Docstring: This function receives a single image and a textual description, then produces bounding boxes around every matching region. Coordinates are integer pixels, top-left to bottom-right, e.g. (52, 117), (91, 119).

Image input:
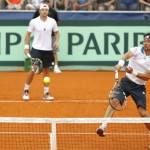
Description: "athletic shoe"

(43, 92), (54, 100)
(54, 67), (61, 73)
(23, 90), (29, 100)
(96, 127), (106, 137)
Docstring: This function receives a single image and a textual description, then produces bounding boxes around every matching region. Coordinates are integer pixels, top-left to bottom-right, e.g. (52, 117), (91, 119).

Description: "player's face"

(40, 9), (49, 17)
(143, 38), (150, 50)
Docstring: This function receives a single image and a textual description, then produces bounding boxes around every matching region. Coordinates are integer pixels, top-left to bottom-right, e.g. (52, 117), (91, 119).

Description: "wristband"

(24, 44), (29, 49)
(132, 70), (138, 76)
(118, 60), (125, 67)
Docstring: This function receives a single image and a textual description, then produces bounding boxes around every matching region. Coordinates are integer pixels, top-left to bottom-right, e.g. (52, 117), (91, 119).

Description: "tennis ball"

(43, 77), (50, 84)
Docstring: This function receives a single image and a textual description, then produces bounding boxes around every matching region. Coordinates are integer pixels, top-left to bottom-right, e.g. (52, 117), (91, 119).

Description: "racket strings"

(109, 86), (127, 111)
(31, 58), (43, 74)
(32, 58), (42, 66)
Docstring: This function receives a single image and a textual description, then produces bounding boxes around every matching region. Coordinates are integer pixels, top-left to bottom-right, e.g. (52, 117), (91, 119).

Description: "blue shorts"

(31, 48), (54, 68)
(114, 77), (146, 109)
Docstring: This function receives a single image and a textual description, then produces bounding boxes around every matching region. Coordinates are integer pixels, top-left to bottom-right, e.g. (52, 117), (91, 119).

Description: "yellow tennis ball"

(43, 77), (50, 84)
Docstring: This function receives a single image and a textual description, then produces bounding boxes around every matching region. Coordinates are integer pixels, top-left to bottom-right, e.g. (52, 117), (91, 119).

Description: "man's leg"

(96, 98), (119, 136)
(53, 52), (61, 73)
(52, 36), (61, 74)
(138, 106), (150, 130)
(23, 70), (35, 100)
(43, 68), (54, 100)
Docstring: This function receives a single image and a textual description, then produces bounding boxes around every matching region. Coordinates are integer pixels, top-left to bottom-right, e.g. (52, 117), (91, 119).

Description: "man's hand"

(114, 65), (122, 71)
(53, 42), (59, 50)
(124, 66), (133, 74)
(24, 49), (30, 55)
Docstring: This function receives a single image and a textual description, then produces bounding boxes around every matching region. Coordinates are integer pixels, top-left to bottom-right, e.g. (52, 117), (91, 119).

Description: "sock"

(54, 64), (58, 68)
(24, 84), (30, 91)
(44, 87), (49, 95)
(100, 122), (108, 129)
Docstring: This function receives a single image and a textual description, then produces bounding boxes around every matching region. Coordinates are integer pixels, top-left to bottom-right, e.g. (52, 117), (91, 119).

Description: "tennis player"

(33, 0), (61, 73)
(96, 32), (150, 136)
(23, 3), (60, 100)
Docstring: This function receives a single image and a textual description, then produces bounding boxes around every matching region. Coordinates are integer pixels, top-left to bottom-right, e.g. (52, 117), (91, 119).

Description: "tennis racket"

(108, 70), (127, 111)
(26, 53), (43, 74)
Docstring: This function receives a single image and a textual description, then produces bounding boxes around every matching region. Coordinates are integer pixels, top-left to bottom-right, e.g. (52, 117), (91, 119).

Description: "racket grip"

(27, 53), (31, 58)
(115, 70), (118, 81)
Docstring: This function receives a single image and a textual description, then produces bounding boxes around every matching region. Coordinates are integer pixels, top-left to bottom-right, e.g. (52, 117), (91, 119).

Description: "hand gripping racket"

(26, 53), (43, 74)
(108, 70), (127, 111)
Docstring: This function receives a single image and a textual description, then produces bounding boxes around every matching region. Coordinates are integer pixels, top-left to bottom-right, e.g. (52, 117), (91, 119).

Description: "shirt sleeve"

(52, 20), (58, 32)
(27, 20), (34, 32)
(129, 47), (139, 57)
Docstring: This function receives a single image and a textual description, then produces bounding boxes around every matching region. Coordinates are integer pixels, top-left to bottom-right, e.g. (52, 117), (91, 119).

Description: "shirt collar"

(141, 46), (145, 54)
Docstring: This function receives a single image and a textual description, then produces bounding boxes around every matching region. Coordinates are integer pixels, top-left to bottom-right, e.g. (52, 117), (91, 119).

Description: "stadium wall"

(0, 11), (150, 71)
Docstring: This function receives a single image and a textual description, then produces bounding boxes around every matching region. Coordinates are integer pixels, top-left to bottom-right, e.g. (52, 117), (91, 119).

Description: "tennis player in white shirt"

(23, 3), (60, 100)
(96, 33), (150, 136)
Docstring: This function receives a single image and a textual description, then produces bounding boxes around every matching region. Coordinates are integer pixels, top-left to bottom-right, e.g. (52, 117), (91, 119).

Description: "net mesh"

(0, 117), (149, 150)
(0, 122), (51, 150)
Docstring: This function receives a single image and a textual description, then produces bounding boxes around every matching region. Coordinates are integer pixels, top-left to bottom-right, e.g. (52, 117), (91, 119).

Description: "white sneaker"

(23, 90), (29, 100)
(96, 126), (106, 137)
(43, 92), (54, 100)
(54, 67), (61, 73)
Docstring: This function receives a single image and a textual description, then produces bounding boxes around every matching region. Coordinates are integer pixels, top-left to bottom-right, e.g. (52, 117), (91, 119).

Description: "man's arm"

(139, 0), (150, 7)
(53, 31), (60, 50)
(24, 32), (31, 54)
(136, 70), (150, 81)
(5, 0), (12, 4)
(19, 0), (24, 5)
(125, 67), (150, 81)
(104, 0), (116, 6)
(79, 0), (92, 7)
(50, 0), (54, 7)
(119, 50), (134, 61)
(114, 50), (134, 71)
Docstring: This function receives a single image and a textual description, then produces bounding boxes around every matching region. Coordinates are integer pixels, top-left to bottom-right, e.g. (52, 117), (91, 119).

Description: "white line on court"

(0, 100), (134, 103)
(0, 100), (108, 103)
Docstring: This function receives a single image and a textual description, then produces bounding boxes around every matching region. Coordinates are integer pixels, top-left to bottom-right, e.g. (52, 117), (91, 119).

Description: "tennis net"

(0, 117), (149, 150)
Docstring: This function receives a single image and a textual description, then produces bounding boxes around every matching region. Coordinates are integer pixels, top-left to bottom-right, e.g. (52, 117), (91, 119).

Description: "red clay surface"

(0, 71), (150, 150)
(0, 71), (149, 118)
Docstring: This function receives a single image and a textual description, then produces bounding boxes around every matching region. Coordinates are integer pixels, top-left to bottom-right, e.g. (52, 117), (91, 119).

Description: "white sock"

(54, 65), (58, 68)
(24, 84), (30, 91)
(100, 122), (108, 129)
(44, 87), (49, 95)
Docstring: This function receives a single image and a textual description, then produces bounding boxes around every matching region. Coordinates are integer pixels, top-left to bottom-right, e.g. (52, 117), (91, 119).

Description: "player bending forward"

(96, 33), (150, 136)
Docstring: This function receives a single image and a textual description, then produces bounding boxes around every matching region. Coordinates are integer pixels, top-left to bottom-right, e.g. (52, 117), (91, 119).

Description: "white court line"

(0, 100), (134, 103)
(0, 100), (108, 103)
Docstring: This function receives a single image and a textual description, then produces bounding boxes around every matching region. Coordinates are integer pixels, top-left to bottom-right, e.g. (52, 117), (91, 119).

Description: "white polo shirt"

(126, 47), (150, 85)
(28, 16), (58, 51)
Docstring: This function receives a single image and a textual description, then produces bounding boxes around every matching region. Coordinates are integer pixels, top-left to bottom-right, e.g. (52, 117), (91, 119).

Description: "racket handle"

(115, 70), (118, 82)
(27, 53), (31, 59)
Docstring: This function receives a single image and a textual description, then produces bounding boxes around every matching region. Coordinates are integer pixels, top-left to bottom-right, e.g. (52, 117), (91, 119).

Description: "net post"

(51, 119), (57, 150)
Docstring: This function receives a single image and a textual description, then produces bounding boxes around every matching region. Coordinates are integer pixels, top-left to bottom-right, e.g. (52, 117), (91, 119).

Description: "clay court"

(0, 71), (150, 118)
(0, 71), (150, 150)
